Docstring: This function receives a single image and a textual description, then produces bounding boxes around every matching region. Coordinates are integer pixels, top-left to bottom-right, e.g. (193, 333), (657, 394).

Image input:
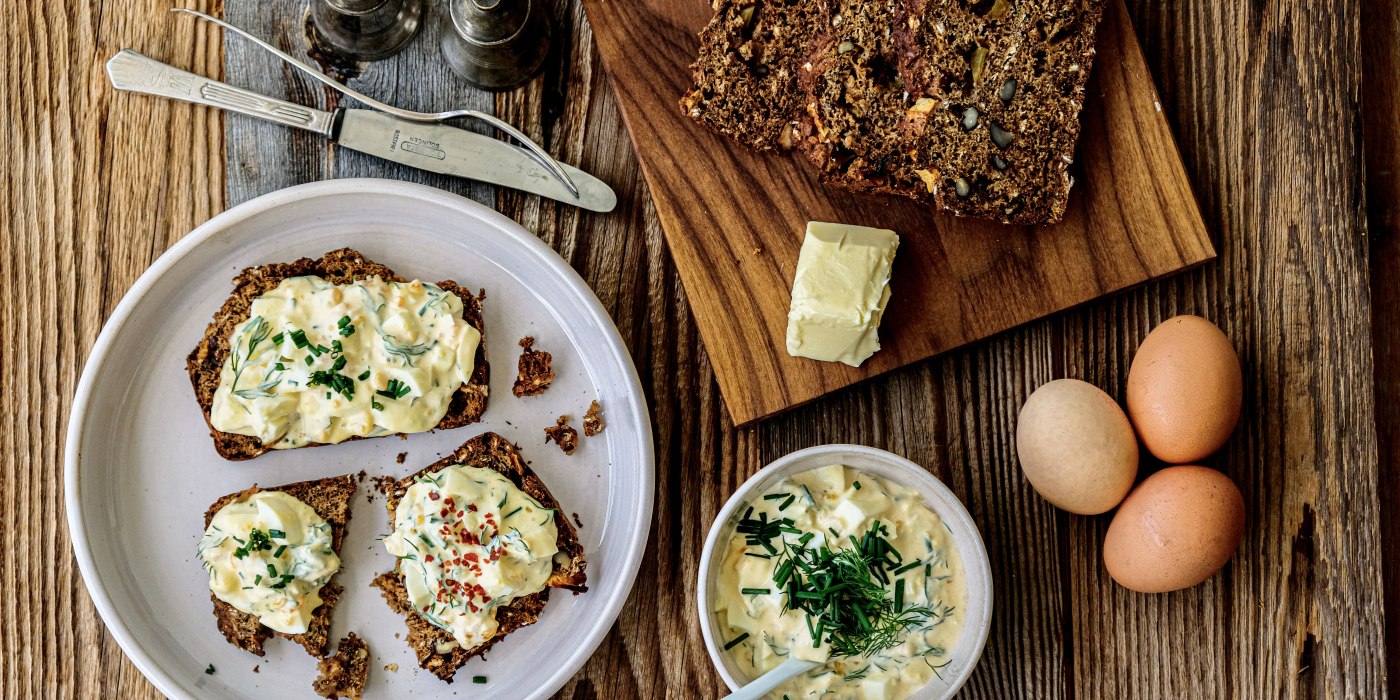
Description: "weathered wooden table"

(4, 0), (1396, 696)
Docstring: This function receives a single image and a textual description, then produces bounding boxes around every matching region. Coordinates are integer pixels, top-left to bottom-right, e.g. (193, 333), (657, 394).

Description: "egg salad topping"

(715, 465), (965, 700)
(197, 491), (340, 634)
(209, 275), (481, 449)
(383, 465), (559, 650)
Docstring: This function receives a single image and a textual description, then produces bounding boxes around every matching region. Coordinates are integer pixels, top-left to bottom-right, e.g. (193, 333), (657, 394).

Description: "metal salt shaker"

(310, 0), (425, 60)
(440, 0), (553, 91)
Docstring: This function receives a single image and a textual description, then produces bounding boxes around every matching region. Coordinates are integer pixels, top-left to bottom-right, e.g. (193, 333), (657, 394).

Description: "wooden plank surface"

(1362, 0), (1400, 696)
(1, 0), (1392, 698)
(579, 0), (1215, 426)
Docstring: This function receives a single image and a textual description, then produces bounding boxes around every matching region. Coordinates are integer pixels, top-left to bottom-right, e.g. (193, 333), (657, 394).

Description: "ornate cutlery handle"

(105, 49), (336, 137)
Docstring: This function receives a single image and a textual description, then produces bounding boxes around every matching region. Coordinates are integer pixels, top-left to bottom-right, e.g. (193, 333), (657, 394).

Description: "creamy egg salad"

(715, 465), (965, 700)
(197, 491), (340, 634)
(210, 275), (481, 449)
(383, 465), (559, 651)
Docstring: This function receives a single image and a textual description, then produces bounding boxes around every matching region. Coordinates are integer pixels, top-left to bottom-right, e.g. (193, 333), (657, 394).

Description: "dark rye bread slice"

(680, 0), (829, 151)
(187, 248), (489, 461)
(371, 431), (587, 682)
(795, 0), (925, 198)
(893, 0), (1105, 223)
(203, 474), (357, 658)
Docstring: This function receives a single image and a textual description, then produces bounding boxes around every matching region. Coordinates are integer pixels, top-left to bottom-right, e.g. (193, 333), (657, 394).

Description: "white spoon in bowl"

(723, 658), (823, 700)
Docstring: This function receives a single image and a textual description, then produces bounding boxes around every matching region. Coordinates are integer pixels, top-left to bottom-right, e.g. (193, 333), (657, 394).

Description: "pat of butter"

(785, 221), (900, 367)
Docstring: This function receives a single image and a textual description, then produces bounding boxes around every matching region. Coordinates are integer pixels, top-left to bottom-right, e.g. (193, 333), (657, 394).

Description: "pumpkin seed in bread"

(198, 474), (357, 658)
(372, 432), (587, 682)
(187, 248), (489, 461)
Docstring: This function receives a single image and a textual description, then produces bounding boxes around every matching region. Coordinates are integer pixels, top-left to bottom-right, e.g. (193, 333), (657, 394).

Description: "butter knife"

(105, 50), (617, 213)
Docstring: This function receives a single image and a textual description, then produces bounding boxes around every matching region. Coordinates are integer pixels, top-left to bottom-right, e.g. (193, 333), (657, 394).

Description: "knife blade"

(105, 49), (616, 212)
(334, 110), (615, 213)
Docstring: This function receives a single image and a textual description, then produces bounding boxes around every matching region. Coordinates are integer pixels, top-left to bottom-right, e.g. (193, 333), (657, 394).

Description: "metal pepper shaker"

(310, 0), (424, 61)
(439, 0), (553, 91)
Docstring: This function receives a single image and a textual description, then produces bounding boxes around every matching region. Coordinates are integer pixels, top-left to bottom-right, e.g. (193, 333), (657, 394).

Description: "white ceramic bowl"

(698, 444), (993, 699)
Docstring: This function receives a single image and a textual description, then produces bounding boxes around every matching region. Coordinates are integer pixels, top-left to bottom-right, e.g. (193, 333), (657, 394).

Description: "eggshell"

(1126, 315), (1242, 464)
(1016, 379), (1138, 515)
(1103, 465), (1245, 593)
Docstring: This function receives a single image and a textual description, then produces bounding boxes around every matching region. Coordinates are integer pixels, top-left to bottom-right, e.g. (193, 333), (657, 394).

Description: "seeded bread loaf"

(371, 432), (588, 682)
(681, 0), (1105, 224)
(186, 248), (489, 461)
(679, 0), (828, 150)
(203, 474), (357, 658)
(894, 0), (1105, 222)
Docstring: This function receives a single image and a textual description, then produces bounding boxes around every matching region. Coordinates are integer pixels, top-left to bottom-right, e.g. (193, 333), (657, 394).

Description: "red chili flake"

(444, 497), (455, 507)
(457, 511), (465, 518)
(425, 555), (434, 563)
(428, 491), (441, 501)
(467, 504), (478, 512)
(440, 508), (450, 518)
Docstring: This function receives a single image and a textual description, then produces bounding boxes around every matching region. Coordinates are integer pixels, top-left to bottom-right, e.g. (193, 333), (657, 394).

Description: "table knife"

(105, 49), (616, 213)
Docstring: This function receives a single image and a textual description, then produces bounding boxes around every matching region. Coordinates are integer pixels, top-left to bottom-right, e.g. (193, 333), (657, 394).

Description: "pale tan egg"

(1015, 379), (1138, 515)
(1103, 465), (1245, 593)
(1126, 315), (1242, 464)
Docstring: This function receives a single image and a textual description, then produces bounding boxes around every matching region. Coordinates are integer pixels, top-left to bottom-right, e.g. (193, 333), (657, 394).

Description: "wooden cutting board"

(580, 0), (1213, 426)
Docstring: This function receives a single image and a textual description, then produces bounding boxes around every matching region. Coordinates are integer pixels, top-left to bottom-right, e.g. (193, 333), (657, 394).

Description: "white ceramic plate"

(65, 179), (654, 699)
(697, 445), (993, 699)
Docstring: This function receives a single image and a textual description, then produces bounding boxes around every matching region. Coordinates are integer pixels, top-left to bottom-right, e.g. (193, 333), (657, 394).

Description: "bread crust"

(186, 248), (489, 461)
(371, 431), (587, 682)
(202, 473), (358, 658)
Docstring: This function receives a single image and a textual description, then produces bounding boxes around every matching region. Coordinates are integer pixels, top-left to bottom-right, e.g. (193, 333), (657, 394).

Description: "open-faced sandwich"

(187, 248), (489, 460)
(196, 474), (357, 657)
(372, 432), (587, 682)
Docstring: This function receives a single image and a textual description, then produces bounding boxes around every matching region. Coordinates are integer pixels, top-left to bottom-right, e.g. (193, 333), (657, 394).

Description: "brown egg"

(1127, 315), (1242, 463)
(1103, 466), (1245, 593)
(1016, 379), (1138, 515)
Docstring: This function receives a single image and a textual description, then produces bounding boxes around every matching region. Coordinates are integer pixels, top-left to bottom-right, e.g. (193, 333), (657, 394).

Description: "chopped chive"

(894, 579), (905, 612)
(338, 315), (351, 328)
(254, 574), (262, 585)
(268, 529), (286, 539)
(372, 400), (384, 410)
(472, 676), (487, 684)
(780, 494), (796, 510)
(925, 564), (932, 577)
(274, 362), (286, 371)
(893, 561), (921, 575)
(331, 340), (343, 354)
(358, 370), (371, 381)
(304, 355), (314, 366)
(763, 493), (787, 501)
(272, 332), (284, 345)
(741, 588), (770, 595)
(723, 633), (750, 650)
(332, 356), (347, 371)
(853, 481), (862, 490)
(273, 545), (286, 558)
(290, 329), (309, 348)
(205, 664), (216, 675)
(744, 552), (772, 559)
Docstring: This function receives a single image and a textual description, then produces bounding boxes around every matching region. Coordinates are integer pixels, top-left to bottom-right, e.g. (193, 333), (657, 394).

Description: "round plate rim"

(64, 178), (655, 699)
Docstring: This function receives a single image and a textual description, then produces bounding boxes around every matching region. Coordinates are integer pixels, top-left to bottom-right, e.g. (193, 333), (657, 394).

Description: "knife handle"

(105, 49), (336, 137)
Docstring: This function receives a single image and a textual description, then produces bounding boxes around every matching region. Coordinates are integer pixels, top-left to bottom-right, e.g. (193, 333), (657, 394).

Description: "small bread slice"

(203, 474), (357, 658)
(371, 432), (587, 682)
(186, 248), (490, 461)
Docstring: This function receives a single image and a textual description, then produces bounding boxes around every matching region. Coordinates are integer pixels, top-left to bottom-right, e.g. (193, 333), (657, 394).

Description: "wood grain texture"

(1362, 0), (1400, 695)
(3, 0), (1392, 698)
(580, 0), (1215, 426)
